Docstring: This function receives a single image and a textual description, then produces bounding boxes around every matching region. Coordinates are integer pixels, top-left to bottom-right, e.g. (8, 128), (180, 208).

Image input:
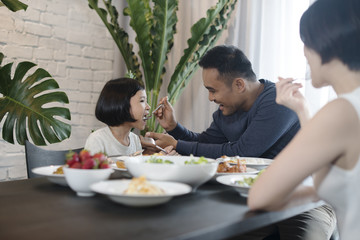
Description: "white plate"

(212, 167), (258, 181)
(31, 165), (67, 186)
(217, 157), (273, 170)
(216, 174), (258, 197)
(90, 179), (192, 207)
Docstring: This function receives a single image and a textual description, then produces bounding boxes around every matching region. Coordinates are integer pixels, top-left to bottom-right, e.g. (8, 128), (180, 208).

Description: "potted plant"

(0, 0), (71, 145)
(88, 0), (238, 132)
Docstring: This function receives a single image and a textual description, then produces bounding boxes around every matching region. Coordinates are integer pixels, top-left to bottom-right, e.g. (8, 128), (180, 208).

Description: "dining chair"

(25, 140), (83, 178)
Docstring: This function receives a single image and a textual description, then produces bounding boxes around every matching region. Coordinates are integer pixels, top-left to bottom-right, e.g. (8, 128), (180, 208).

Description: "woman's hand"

(276, 77), (311, 125)
(154, 96), (177, 132)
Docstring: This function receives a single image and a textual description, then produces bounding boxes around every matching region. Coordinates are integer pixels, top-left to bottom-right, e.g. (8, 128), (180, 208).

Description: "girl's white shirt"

(84, 127), (142, 156)
(316, 87), (360, 240)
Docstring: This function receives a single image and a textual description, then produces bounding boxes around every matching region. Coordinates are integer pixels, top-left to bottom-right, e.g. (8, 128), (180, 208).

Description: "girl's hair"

(300, 0), (360, 71)
(95, 78), (145, 126)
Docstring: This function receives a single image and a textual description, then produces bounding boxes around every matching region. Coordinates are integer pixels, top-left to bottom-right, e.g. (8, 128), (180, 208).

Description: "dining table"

(0, 173), (324, 240)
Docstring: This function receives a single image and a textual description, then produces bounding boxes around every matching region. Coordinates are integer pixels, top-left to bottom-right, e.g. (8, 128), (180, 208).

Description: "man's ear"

(233, 78), (245, 92)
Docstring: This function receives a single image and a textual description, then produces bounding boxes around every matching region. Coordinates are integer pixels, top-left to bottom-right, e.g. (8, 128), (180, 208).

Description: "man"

(146, 45), (335, 240)
(147, 45), (299, 159)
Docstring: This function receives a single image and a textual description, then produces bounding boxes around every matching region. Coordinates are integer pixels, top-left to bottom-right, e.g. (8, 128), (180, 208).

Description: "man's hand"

(154, 96), (177, 132)
(145, 132), (178, 150)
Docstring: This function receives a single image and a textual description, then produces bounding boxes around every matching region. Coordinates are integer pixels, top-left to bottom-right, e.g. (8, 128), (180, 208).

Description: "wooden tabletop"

(0, 177), (323, 240)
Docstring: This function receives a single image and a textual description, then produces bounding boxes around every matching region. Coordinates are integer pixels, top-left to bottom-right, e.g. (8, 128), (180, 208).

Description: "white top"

(84, 127), (142, 156)
(317, 87), (360, 240)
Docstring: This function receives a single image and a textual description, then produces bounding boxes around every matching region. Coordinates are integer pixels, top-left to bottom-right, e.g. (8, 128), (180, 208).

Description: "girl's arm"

(248, 98), (357, 211)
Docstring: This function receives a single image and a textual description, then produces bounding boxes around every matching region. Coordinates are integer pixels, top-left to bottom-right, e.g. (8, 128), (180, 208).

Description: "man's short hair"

(199, 45), (257, 85)
(95, 78), (145, 126)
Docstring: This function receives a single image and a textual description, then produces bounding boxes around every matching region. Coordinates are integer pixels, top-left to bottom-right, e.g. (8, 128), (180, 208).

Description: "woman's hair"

(199, 45), (257, 85)
(300, 0), (360, 71)
(95, 78), (145, 126)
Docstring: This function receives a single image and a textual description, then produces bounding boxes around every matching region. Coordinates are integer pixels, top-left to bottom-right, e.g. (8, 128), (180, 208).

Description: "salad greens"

(234, 169), (265, 187)
(184, 156), (208, 165)
(145, 156), (173, 164)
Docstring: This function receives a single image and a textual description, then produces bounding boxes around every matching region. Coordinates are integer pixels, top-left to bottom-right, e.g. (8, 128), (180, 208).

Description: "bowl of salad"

(125, 155), (218, 190)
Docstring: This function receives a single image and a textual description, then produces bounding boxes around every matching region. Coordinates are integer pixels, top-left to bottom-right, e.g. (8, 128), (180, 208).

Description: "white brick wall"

(0, 0), (118, 181)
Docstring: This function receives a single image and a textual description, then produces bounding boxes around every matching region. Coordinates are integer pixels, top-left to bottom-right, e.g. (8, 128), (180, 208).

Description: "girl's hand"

(154, 96), (177, 132)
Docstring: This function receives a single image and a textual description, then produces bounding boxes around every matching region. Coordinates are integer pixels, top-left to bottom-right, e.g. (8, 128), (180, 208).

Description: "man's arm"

(175, 96), (300, 158)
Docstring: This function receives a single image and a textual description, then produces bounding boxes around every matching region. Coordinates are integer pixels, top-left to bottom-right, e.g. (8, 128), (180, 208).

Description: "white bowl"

(91, 180), (192, 207)
(125, 155), (218, 190)
(63, 167), (114, 197)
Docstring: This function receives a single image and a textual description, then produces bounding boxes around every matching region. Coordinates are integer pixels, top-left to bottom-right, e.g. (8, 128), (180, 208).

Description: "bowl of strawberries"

(63, 150), (114, 197)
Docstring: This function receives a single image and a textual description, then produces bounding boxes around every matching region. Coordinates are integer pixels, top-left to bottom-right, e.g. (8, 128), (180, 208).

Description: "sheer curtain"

(115, 0), (336, 133)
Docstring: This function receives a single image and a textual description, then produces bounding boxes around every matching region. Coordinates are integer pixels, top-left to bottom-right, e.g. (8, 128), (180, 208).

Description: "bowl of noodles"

(125, 155), (218, 190)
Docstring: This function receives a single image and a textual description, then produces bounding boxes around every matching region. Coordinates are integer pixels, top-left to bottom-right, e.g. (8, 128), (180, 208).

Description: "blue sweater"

(168, 79), (300, 159)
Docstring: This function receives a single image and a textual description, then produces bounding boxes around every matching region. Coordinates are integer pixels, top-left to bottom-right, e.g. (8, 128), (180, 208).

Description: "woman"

(248, 0), (360, 239)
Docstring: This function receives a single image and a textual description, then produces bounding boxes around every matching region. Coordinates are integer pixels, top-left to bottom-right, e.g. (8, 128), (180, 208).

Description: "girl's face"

(129, 90), (150, 130)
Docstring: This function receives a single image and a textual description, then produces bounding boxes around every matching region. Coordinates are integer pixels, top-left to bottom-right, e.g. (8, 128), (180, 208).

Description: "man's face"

(202, 68), (240, 116)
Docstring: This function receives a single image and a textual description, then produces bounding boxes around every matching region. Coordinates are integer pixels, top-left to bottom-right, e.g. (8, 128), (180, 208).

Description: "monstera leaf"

(0, 0), (27, 12)
(0, 61), (71, 145)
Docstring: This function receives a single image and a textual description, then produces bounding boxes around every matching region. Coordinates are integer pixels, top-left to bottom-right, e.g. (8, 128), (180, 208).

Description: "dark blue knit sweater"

(167, 79), (300, 159)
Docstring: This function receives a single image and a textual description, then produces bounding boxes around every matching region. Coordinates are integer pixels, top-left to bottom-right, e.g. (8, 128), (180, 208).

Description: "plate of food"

(31, 165), (67, 186)
(216, 174), (259, 197)
(90, 176), (192, 207)
(110, 159), (128, 172)
(218, 156), (273, 170)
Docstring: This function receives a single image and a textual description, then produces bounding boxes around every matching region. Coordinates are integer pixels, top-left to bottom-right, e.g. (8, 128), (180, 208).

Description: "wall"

(0, 0), (117, 181)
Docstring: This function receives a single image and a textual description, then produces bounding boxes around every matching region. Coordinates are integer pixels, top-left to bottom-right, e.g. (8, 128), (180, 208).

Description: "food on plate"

(53, 166), (64, 174)
(124, 176), (165, 195)
(116, 161), (126, 169)
(65, 150), (110, 169)
(217, 159), (247, 173)
(234, 169), (265, 187)
(145, 156), (174, 164)
(184, 155), (208, 165)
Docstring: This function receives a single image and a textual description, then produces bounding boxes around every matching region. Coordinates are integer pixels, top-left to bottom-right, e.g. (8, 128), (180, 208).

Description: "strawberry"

(82, 158), (96, 169)
(66, 153), (80, 166)
(79, 150), (91, 162)
(99, 160), (110, 169)
(70, 162), (82, 169)
(93, 152), (107, 162)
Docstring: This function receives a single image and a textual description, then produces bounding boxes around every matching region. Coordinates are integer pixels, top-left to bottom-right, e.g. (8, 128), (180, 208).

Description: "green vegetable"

(145, 157), (173, 164)
(184, 156), (208, 165)
(234, 169), (265, 187)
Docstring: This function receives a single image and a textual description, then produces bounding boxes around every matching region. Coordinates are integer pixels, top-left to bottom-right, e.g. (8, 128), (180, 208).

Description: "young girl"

(85, 78), (150, 156)
(248, 0), (360, 239)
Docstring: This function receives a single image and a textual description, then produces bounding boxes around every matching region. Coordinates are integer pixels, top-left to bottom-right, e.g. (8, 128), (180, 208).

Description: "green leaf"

(0, 52), (3, 66)
(168, 0), (238, 104)
(0, 0), (27, 12)
(147, 0), (178, 129)
(88, 0), (142, 81)
(125, 0), (153, 90)
(0, 61), (71, 145)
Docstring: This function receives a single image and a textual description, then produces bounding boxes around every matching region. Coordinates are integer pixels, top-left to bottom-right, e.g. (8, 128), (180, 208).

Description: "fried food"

(217, 159), (247, 173)
(53, 166), (64, 174)
(116, 161), (126, 169)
